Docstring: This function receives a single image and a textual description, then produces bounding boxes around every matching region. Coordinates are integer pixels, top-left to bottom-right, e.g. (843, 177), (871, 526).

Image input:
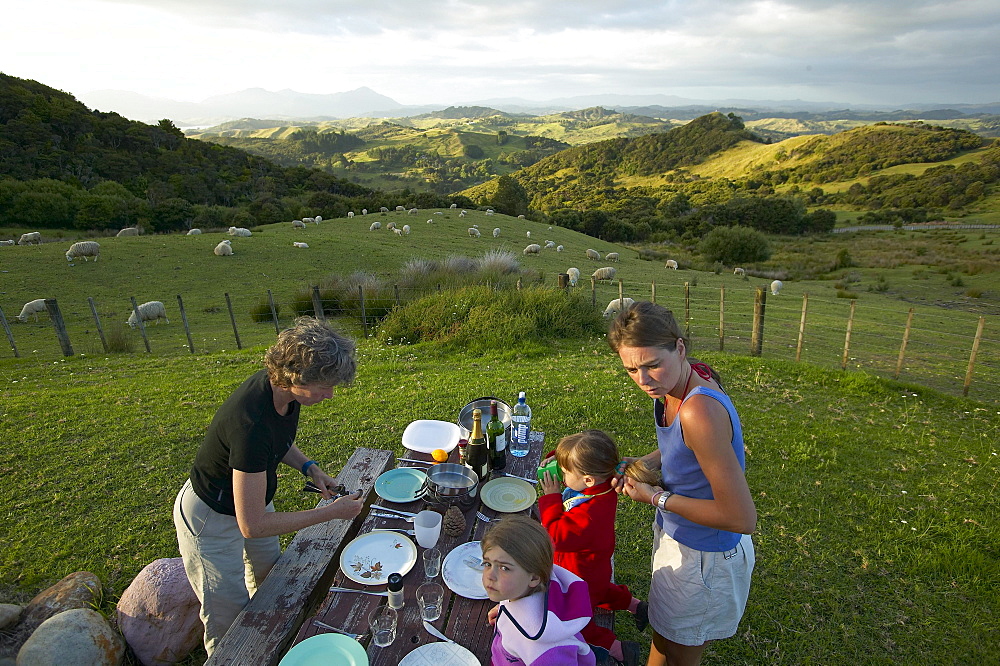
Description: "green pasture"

(1, 338), (997, 665)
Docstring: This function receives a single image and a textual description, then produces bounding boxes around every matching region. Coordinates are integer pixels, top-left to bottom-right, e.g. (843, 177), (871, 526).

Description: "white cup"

(414, 510), (442, 549)
(417, 582), (444, 622)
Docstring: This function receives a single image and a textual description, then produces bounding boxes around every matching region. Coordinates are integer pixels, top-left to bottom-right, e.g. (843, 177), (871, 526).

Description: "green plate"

(374, 468), (427, 503)
(279, 633), (369, 666)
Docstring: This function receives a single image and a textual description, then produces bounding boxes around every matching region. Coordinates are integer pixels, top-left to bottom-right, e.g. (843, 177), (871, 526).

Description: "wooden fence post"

(750, 287), (766, 356)
(718, 286), (725, 352)
(0, 306), (19, 358)
(394, 284), (401, 308)
(87, 297), (109, 353)
(895, 308), (914, 379)
(358, 285), (368, 337)
(129, 296), (152, 353)
(45, 299), (74, 357)
(311, 286), (326, 321)
(618, 279), (624, 304)
(267, 290), (280, 334)
(177, 295), (195, 354)
(684, 282), (691, 338)
(225, 293), (242, 350)
(795, 293), (809, 363)
(963, 316), (986, 397)
(651, 280), (656, 304)
(591, 277), (596, 307)
(841, 299), (857, 370)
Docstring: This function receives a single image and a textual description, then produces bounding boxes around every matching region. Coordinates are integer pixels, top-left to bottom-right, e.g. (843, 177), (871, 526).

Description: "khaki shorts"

(647, 523), (755, 646)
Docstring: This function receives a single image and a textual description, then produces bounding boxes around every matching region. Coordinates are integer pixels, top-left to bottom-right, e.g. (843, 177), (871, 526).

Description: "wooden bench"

(206, 447), (393, 666)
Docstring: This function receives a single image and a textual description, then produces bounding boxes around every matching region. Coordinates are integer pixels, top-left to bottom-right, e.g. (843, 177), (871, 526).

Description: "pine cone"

(443, 505), (466, 537)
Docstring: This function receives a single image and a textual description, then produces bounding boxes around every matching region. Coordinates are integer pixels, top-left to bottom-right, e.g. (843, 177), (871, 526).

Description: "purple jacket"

(491, 565), (596, 665)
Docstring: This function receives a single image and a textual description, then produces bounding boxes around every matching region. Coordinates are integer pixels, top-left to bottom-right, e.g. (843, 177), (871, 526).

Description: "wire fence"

(1, 278), (996, 404)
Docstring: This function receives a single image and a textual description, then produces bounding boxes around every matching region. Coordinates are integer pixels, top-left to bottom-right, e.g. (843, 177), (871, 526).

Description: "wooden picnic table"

(290, 430), (547, 665)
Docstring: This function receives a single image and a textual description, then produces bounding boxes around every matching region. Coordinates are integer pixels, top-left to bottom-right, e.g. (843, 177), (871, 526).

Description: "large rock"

(116, 558), (202, 666)
(21, 571), (102, 631)
(0, 605), (21, 630)
(16, 608), (124, 665)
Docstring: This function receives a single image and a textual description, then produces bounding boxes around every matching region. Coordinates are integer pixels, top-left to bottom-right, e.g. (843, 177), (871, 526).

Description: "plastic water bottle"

(510, 391), (531, 457)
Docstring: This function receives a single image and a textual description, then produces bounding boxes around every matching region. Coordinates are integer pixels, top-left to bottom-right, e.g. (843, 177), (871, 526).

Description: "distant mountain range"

(77, 86), (1000, 127)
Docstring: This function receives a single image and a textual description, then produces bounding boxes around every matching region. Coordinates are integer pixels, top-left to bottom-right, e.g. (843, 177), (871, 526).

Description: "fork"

(463, 557), (485, 571)
(476, 511), (494, 523)
(372, 512), (415, 523)
(313, 619), (366, 640)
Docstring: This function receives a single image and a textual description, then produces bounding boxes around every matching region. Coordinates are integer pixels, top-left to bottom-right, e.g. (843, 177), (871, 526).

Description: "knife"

(423, 620), (455, 644)
(372, 507), (418, 518)
(371, 528), (416, 536)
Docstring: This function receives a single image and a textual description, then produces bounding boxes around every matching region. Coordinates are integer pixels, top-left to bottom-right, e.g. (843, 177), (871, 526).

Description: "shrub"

(965, 288), (983, 298)
(250, 295), (279, 323)
(836, 289), (859, 299)
(698, 226), (770, 265)
(105, 322), (134, 353)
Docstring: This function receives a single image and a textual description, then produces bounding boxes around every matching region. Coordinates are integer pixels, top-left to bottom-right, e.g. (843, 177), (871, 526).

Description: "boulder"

(0, 605), (21, 630)
(16, 608), (123, 665)
(21, 571), (102, 631)
(116, 558), (201, 665)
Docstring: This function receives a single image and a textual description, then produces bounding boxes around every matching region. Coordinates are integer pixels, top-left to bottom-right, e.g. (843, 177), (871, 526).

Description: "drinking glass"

(423, 547), (442, 578)
(368, 606), (397, 647)
(417, 582), (444, 622)
(413, 510), (442, 548)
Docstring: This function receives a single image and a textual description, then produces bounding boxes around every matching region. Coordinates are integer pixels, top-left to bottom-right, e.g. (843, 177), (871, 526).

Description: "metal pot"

(458, 397), (512, 441)
(425, 463), (479, 498)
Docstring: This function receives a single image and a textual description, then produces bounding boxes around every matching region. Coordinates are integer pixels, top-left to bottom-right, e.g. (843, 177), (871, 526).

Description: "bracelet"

(650, 491), (664, 508)
(301, 460), (318, 476)
(657, 490), (674, 511)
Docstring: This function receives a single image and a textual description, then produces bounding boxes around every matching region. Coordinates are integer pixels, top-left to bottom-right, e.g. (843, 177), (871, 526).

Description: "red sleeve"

(539, 492), (616, 552)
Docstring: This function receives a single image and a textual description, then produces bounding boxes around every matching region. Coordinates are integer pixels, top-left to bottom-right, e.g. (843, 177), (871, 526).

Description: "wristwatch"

(656, 489), (674, 511)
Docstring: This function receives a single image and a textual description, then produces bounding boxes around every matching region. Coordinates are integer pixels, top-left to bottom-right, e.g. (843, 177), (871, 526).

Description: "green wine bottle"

(486, 399), (506, 471)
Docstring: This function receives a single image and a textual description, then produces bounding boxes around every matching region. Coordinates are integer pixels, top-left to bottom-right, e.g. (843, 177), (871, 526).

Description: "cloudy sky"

(4, 0), (999, 107)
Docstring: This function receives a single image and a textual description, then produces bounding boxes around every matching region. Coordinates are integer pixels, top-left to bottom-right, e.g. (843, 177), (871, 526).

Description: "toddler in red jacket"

(538, 430), (660, 665)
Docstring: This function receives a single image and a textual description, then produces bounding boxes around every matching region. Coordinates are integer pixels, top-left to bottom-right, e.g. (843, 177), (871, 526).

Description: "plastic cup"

(417, 582), (444, 621)
(423, 547), (442, 578)
(414, 510), (442, 548)
(368, 606), (397, 647)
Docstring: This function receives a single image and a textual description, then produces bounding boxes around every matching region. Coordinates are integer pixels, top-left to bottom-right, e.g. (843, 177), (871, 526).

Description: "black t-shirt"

(189, 369), (300, 515)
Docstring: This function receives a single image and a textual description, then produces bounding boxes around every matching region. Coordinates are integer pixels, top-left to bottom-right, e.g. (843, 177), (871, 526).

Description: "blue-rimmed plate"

(279, 633), (369, 665)
(375, 467), (427, 503)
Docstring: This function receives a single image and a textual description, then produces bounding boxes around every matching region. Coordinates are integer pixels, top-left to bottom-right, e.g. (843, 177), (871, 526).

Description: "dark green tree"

(698, 226), (771, 265)
(490, 175), (529, 217)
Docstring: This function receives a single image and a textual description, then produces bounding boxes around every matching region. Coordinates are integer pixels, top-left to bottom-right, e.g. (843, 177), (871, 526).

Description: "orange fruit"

(431, 448), (449, 463)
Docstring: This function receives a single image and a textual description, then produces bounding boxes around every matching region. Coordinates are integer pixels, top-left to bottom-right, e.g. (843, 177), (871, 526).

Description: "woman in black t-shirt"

(173, 317), (364, 656)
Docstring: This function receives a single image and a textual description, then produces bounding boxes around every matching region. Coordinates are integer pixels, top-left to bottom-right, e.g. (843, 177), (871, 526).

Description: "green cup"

(537, 456), (563, 483)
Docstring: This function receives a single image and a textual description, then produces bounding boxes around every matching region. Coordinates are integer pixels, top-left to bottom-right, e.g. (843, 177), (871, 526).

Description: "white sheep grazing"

(450, 203), (458, 209)
(387, 221), (397, 230)
(586, 248), (601, 261)
(381, 207), (390, 213)
(394, 227), (404, 236)
(116, 227), (139, 237)
(459, 210), (467, 217)
(228, 226), (252, 237)
(402, 224), (411, 235)
(518, 215), (526, 219)
(734, 267), (746, 276)
(395, 206), (405, 212)
(292, 219), (306, 229)
(567, 267), (580, 286)
(592, 266), (617, 282)
(347, 211), (354, 218)
(493, 228), (501, 238)
(186, 228), (202, 235)
(362, 209), (368, 215)
(408, 208), (418, 215)
(427, 219), (434, 224)
(603, 297), (635, 318)
(314, 215), (322, 224)
(302, 217), (315, 225)
(486, 209), (495, 216)
(544, 240), (556, 249)
(0, 239), (14, 246)
(16, 299), (47, 322)
(214, 240), (233, 255)
(605, 252), (620, 262)
(66, 241), (100, 262)
(369, 221), (382, 231)
(524, 243), (542, 255)
(526, 231), (531, 238)
(293, 242), (309, 248)
(665, 259), (678, 270)
(127, 301), (168, 328)
(556, 245), (564, 252)
(18, 232), (41, 245)
(434, 211), (442, 215)
(468, 227), (482, 238)
(770, 280), (784, 296)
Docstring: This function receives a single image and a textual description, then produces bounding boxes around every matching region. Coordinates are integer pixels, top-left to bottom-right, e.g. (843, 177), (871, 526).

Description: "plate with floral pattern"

(339, 531), (417, 585)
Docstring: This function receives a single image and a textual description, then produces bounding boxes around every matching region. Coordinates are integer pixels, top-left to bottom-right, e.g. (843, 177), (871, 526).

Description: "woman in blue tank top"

(608, 301), (757, 666)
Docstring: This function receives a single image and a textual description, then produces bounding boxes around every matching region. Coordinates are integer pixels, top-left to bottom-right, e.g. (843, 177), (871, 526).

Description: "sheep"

(459, 210), (467, 218)
(524, 243), (542, 255)
(408, 208), (418, 214)
(127, 301), (169, 328)
(381, 207), (390, 213)
(402, 224), (411, 235)
(214, 240), (233, 256)
(369, 221), (382, 231)
(468, 227), (482, 238)
(186, 229), (202, 235)
(18, 232), (41, 245)
(348, 211), (354, 218)
(293, 242), (309, 248)
(450, 203), (458, 209)
(592, 266), (617, 282)
(493, 228), (501, 238)
(387, 221), (397, 230)
(770, 280), (784, 296)
(434, 211), (442, 215)
(116, 227), (139, 237)
(395, 206), (405, 212)
(586, 248), (601, 261)
(292, 219), (306, 229)
(65, 241), (100, 262)
(603, 297), (635, 318)
(605, 252), (620, 262)
(556, 245), (564, 252)
(734, 267), (746, 276)
(362, 209), (368, 215)
(427, 219), (434, 224)
(526, 231), (531, 238)
(486, 209), (495, 216)
(544, 240), (556, 249)
(518, 215), (526, 219)
(665, 259), (678, 270)
(16, 299), (47, 322)
(314, 215), (322, 224)
(0, 239), (14, 246)
(394, 227), (404, 236)
(228, 226), (252, 237)
(567, 267), (580, 287)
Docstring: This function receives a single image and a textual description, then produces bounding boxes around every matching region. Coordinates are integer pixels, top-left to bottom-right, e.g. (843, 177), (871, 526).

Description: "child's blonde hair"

(555, 429), (661, 485)
(481, 515), (553, 590)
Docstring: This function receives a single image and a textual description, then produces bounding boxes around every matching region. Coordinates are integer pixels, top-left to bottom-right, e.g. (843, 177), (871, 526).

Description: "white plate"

(399, 642), (479, 666)
(402, 420), (461, 454)
(339, 531), (417, 585)
(480, 477), (536, 513)
(441, 541), (488, 600)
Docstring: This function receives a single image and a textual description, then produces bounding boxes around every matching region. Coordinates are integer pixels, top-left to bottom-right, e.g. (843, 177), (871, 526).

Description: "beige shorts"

(647, 523), (755, 646)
